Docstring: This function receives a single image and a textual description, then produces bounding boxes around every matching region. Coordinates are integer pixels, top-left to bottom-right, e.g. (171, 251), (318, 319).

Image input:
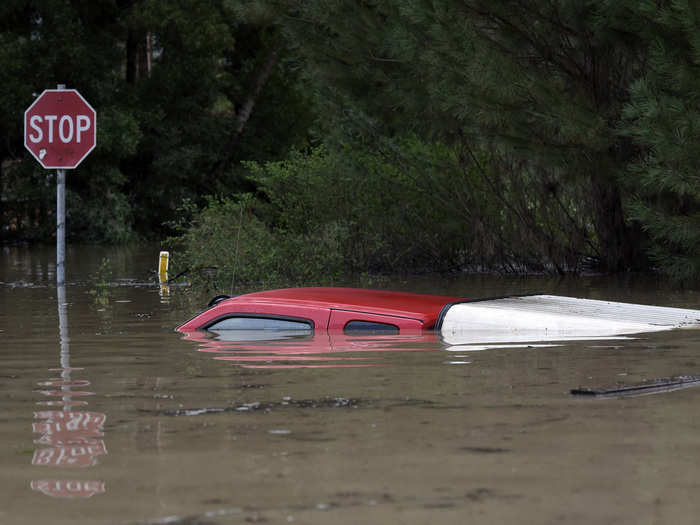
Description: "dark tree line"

(0, 0), (311, 241)
(2, 0), (700, 282)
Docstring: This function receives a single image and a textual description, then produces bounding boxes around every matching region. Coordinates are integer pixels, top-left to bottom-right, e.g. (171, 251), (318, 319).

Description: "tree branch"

(209, 43), (281, 180)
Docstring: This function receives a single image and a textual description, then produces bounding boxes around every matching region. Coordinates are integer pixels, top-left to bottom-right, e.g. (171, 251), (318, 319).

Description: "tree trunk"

(0, 161), (4, 237)
(209, 44), (280, 179)
(126, 27), (137, 84)
(589, 169), (643, 272)
(233, 45), (280, 140)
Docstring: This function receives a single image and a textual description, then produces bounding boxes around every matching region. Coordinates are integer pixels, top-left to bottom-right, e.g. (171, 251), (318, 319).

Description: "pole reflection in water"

(31, 283), (107, 499)
(159, 283), (170, 304)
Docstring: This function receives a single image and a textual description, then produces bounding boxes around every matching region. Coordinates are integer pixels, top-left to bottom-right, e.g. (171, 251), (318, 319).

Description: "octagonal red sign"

(24, 89), (96, 169)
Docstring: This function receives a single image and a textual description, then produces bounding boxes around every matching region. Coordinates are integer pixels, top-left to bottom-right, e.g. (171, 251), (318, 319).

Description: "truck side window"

(207, 316), (312, 332)
(344, 321), (399, 334)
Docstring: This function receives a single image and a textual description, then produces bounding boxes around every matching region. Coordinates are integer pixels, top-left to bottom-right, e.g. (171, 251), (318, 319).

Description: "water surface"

(2, 245), (700, 524)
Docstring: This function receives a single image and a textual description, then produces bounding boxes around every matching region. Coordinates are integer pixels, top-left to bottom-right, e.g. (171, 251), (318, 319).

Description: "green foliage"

(267, 0), (651, 272)
(3, 0), (700, 283)
(168, 144), (464, 290)
(122, 0), (314, 236)
(89, 256), (112, 305)
(170, 139), (601, 290)
(166, 193), (348, 290)
(0, 0), (130, 241)
(245, 144), (470, 273)
(0, 0), (314, 242)
(620, 1), (700, 282)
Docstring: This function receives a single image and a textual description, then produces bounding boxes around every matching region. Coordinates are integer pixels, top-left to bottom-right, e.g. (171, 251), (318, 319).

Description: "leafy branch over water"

(89, 258), (112, 305)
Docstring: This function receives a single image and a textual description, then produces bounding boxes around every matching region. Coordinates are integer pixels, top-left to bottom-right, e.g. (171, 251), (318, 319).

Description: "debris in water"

(459, 446), (510, 454)
(153, 393), (174, 400)
(235, 401), (261, 411)
(159, 397), (364, 416)
(571, 375), (700, 397)
(128, 506), (242, 524)
(169, 407), (225, 416)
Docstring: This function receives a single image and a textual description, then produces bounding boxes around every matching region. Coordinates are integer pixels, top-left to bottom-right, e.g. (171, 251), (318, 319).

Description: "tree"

(0, 0), (315, 241)
(0, 0), (136, 240)
(621, 0), (700, 282)
(265, 0), (652, 271)
(115, 0), (316, 236)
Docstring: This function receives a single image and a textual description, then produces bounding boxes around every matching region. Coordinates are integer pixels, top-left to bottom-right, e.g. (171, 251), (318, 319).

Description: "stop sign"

(24, 89), (96, 169)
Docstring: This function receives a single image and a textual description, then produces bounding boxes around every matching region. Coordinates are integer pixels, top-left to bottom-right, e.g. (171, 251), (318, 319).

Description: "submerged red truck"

(177, 287), (700, 339)
(177, 287), (460, 334)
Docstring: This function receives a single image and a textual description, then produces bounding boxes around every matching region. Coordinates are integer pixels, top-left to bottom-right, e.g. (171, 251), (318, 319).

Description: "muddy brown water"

(2, 245), (700, 524)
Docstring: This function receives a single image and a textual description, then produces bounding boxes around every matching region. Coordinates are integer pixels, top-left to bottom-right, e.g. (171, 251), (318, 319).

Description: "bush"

(166, 194), (351, 290)
(168, 138), (599, 291)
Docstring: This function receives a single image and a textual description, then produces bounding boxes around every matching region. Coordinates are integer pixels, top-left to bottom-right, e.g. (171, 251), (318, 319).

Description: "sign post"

(55, 83), (67, 286)
(24, 87), (103, 500)
(57, 167), (65, 285)
(24, 85), (96, 285)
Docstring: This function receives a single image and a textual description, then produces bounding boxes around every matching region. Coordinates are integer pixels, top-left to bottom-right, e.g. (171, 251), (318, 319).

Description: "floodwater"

(2, 245), (700, 524)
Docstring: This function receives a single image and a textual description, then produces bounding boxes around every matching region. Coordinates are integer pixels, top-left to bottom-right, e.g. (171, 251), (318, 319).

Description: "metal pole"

(56, 83), (66, 286)
(57, 281), (71, 411)
(56, 168), (65, 285)
(55, 85), (69, 409)
(56, 83), (68, 408)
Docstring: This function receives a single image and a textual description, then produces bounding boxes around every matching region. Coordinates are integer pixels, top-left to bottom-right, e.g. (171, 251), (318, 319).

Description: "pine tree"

(267, 0), (651, 271)
(621, 0), (700, 282)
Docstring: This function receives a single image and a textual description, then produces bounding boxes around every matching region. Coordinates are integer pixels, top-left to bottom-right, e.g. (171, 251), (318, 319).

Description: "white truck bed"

(440, 295), (700, 342)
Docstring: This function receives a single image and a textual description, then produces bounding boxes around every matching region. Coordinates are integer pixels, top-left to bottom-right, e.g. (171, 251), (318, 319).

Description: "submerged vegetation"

(88, 257), (112, 304)
(2, 1), (700, 284)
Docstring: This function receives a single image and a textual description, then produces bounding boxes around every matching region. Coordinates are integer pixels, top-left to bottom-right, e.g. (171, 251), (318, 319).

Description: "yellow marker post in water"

(158, 251), (169, 284)
(158, 251), (170, 302)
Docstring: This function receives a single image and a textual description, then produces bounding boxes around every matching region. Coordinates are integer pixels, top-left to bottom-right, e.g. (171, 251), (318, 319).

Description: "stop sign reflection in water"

(24, 89), (96, 169)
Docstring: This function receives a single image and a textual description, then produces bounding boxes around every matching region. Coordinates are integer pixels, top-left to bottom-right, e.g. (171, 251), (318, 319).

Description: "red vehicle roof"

(177, 287), (462, 332)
